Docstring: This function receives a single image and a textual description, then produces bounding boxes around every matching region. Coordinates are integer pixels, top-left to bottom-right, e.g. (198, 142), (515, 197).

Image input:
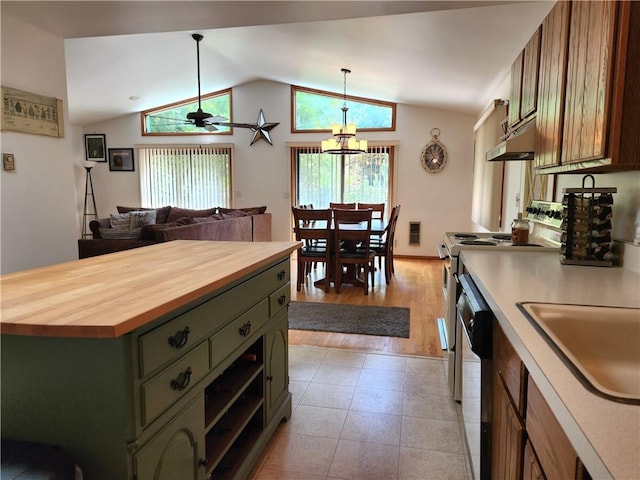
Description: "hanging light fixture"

(321, 68), (368, 155)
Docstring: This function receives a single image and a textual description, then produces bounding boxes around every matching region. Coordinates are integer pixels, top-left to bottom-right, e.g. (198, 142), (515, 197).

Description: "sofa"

(78, 205), (271, 259)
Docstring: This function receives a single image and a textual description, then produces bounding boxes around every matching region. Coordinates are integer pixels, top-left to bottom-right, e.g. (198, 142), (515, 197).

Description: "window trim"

(140, 88), (233, 136)
(290, 85), (397, 133)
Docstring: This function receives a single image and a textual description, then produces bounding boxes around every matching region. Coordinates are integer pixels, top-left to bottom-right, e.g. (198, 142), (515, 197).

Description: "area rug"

(288, 301), (410, 338)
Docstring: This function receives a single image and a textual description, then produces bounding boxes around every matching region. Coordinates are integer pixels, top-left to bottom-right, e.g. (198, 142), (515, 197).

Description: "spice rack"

(560, 175), (616, 266)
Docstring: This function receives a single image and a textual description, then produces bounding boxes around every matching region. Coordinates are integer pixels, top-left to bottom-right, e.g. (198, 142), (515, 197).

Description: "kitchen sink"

(517, 302), (640, 405)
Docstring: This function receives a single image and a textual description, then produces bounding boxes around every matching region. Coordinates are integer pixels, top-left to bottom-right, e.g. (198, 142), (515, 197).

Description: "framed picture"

(85, 134), (106, 162)
(108, 148), (135, 172)
(1, 86), (65, 138)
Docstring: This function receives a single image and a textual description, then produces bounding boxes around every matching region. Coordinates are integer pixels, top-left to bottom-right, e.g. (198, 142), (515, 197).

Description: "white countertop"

(460, 249), (640, 480)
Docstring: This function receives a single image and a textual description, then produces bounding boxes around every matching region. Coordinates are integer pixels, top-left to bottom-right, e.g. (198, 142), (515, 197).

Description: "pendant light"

(321, 68), (368, 155)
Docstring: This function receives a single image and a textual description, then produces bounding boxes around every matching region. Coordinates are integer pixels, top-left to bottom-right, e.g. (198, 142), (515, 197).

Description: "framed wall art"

(1, 86), (65, 138)
(85, 134), (106, 162)
(108, 148), (135, 172)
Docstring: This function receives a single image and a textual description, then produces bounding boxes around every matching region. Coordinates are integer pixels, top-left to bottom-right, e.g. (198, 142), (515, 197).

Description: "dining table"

(294, 217), (388, 289)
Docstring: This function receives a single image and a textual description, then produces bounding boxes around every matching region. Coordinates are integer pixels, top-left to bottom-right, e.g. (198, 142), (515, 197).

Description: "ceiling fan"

(148, 33), (279, 143)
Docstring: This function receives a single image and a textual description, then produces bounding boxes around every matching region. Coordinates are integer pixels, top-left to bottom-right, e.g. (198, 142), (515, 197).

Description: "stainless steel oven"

(457, 273), (493, 480)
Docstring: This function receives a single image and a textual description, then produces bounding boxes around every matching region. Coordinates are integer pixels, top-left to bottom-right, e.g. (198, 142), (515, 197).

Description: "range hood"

(486, 118), (536, 161)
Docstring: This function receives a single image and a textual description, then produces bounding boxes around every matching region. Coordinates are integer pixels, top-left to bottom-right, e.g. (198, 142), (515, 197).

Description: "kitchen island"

(1, 240), (300, 480)
(460, 249), (640, 480)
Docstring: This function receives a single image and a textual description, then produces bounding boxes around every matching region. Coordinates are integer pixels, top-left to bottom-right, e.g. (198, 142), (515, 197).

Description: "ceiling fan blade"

(205, 115), (229, 123)
(204, 124), (219, 132)
(149, 115), (191, 124)
(211, 122), (256, 129)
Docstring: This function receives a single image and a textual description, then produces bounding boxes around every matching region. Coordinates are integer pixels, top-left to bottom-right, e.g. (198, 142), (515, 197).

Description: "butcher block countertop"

(1, 241), (300, 339)
(460, 249), (640, 480)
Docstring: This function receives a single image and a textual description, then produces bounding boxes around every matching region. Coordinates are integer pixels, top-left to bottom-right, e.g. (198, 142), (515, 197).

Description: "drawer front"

(142, 341), (209, 426)
(210, 300), (269, 368)
(139, 259), (290, 378)
(269, 284), (290, 318)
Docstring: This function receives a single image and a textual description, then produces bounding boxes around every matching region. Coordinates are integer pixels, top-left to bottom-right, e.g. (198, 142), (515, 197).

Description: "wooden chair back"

(357, 202), (385, 220)
(329, 202), (356, 209)
(292, 206), (332, 243)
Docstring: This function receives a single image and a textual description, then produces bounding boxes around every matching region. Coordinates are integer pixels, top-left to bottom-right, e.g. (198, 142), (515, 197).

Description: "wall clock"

(421, 128), (448, 173)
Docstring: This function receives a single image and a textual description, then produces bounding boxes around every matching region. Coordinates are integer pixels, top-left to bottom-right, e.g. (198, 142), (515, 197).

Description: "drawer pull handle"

(277, 270), (286, 281)
(277, 294), (287, 306)
(170, 367), (192, 391)
(168, 326), (190, 349)
(199, 458), (208, 468)
(239, 321), (252, 337)
(266, 375), (273, 381)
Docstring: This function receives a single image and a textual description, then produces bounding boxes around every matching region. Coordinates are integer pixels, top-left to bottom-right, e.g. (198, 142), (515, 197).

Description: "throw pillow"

(109, 212), (131, 229)
(219, 206), (267, 215)
(129, 210), (157, 229)
(99, 227), (140, 239)
(117, 205), (172, 224)
(166, 207), (217, 223)
(220, 210), (248, 219)
(192, 214), (223, 223)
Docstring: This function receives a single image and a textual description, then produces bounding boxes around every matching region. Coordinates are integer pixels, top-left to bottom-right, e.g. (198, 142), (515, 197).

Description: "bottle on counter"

(511, 213), (530, 246)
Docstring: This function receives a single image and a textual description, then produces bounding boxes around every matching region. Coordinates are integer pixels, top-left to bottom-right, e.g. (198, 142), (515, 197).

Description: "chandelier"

(321, 68), (368, 155)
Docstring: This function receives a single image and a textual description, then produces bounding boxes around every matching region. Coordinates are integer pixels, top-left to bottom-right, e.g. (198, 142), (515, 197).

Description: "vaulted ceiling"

(2, 1), (555, 125)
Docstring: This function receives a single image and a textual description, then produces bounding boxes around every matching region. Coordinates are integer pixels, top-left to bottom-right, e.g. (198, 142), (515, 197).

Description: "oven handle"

(436, 243), (449, 260)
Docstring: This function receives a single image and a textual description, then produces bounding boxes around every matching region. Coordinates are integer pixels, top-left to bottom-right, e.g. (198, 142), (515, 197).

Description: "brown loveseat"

(78, 205), (271, 259)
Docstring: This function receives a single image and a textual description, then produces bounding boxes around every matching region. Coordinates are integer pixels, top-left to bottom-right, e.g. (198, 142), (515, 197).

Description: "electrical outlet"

(515, 193), (520, 207)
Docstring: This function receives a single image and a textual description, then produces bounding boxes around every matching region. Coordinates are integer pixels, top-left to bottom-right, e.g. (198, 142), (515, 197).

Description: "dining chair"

(333, 208), (376, 295)
(329, 202), (356, 209)
(372, 205), (401, 285)
(357, 202), (385, 220)
(292, 206), (333, 292)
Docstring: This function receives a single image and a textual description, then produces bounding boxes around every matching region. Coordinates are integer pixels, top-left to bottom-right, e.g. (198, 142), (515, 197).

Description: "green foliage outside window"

(294, 88), (395, 131)
(142, 90), (231, 135)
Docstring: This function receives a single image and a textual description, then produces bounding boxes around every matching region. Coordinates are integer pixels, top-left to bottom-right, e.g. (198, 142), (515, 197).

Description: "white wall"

(85, 80), (477, 257)
(0, 13), (82, 274)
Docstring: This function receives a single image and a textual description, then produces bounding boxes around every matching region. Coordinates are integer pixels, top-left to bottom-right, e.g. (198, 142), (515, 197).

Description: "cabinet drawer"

(139, 259), (290, 378)
(142, 341), (209, 425)
(210, 300), (269, 368)
(269, 284), (290, 318)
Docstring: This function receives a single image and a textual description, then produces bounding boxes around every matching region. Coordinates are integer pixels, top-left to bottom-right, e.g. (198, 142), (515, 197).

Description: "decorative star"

(249, 109), (279, 146)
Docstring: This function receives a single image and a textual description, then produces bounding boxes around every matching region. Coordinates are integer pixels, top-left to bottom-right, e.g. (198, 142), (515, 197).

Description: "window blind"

(138, 145), (232, 209)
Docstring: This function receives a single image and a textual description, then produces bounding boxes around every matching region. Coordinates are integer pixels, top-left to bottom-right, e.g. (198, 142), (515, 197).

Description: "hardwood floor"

(289, 256), (446, 358)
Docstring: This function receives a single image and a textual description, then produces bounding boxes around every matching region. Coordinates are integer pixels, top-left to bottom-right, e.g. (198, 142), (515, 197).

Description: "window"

(141, 89), (232, 136)
(138, 145), (232, 208)
(292, 86), (396, 132)
(292, 145), (394, 212)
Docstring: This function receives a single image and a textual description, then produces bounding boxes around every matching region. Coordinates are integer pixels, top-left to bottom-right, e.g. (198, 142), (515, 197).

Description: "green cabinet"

(265, 312), (289, 424)
(134, 396), (205, 480)
(1, 256), (292, 480)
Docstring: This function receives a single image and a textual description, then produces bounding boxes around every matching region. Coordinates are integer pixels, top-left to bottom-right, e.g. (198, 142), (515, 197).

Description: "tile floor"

(250, 346), (472, 480)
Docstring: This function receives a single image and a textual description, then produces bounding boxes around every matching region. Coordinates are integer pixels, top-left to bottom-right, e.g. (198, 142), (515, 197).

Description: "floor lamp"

(82, 164), (98, 238)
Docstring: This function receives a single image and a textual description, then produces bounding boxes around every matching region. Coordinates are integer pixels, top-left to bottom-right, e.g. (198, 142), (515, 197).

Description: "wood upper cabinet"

(509, 28), (541, 129)
(521, 28), (541, 120)
(535, 0), (570, 169)
(538, 0), (640, 172)
(508, 51), (524, 128)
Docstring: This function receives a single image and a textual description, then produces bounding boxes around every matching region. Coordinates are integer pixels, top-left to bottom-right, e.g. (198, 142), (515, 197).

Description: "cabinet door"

(562, 0), (617, 164)
(521, 27), (541, 120)
(522, 439), (546, 480)
(265, 312), (289, 424)
(526, 376), (580, 480)
(508, 51), (524, 128)
(491, 374), (524, 480)
(535, 1), (570, 169)
(134, 396), (205, 480)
